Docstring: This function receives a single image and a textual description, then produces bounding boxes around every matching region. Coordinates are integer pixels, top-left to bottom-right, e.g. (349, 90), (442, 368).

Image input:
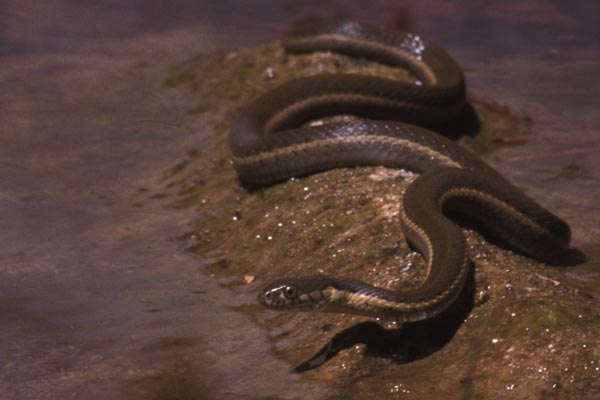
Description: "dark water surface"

(1, 1), (599, 399)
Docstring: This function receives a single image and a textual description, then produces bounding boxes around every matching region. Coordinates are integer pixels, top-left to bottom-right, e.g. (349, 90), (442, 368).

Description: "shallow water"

(1, 1), (599, 399)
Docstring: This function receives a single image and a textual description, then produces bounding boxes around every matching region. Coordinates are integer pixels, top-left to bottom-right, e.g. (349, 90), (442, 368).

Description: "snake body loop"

(229, 20), (571, 321)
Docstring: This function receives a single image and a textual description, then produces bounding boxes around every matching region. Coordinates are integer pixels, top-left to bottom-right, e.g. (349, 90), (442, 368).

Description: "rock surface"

(166, 42), (600, 399)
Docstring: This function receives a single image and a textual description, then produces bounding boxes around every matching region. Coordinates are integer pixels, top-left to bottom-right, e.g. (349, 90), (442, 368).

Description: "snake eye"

(283, 286), (298, 299)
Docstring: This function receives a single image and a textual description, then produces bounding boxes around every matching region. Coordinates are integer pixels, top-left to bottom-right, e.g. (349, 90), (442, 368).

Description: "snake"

(229, 20), (571, 322)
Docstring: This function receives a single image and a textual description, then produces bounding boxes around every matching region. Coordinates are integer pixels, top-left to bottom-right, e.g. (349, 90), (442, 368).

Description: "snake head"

(258, 282), (301, 309)
(258, 276), (337, 312)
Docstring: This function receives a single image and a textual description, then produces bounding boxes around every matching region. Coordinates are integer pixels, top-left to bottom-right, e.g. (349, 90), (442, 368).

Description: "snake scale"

(229, 20), (571, 322)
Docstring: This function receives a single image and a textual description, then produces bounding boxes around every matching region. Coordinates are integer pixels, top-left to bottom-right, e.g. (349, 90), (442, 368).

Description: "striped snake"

(229, 20), (571, 322)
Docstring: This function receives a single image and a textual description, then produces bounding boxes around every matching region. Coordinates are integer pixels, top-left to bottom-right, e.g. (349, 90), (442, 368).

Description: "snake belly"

(229, 20), (571, 322)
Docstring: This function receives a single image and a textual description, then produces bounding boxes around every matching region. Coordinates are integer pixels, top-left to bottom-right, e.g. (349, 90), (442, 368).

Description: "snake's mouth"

(257, 279), (335, 312)
(257, 287), (287, 309)
(257, 282), (300, 310)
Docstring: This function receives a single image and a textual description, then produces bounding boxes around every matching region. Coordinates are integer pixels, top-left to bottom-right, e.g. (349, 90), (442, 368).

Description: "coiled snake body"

(229, 20), (571, 321)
